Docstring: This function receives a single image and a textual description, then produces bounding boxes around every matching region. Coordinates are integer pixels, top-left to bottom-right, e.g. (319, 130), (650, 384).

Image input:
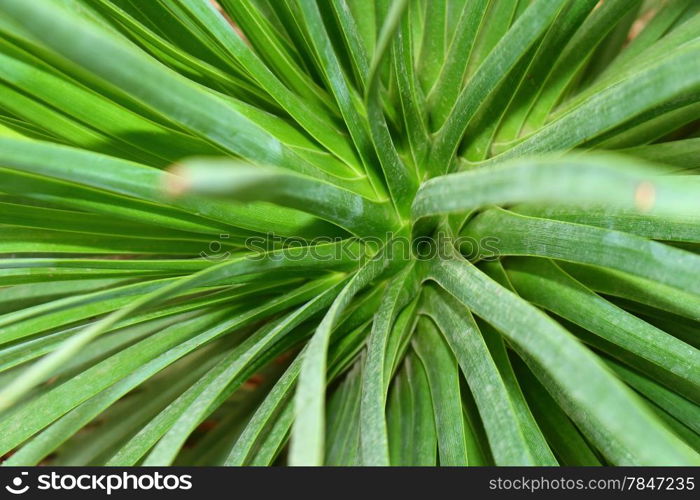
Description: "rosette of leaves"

(0, 0), (699, 466)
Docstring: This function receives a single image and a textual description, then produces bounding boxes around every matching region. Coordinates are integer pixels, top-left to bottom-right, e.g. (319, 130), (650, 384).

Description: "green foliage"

(0, 0), (699, 466)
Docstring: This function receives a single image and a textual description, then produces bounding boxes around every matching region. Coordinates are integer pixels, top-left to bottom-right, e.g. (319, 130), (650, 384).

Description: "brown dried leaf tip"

(635, 181), (656, 212)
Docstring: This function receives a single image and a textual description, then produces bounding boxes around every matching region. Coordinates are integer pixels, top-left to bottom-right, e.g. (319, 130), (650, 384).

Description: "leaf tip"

(164, 164), (191, 197)
(635, 181), (656, 212)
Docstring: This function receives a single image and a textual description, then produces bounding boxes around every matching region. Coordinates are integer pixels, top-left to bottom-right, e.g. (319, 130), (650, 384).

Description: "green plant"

(0, 0), (699, 466)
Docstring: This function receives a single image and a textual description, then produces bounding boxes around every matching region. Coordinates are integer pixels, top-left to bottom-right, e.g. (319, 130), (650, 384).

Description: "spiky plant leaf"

(0, 0), (699, 466)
